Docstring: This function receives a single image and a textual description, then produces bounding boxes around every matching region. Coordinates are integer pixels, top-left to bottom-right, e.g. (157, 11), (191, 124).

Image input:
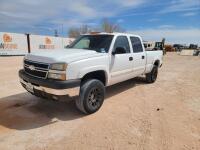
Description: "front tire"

(75, 79), (105, 114)
(146, 65), (158, 83)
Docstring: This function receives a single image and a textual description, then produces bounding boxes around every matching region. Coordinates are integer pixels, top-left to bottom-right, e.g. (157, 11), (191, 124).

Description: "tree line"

(68, 19), (125, 38)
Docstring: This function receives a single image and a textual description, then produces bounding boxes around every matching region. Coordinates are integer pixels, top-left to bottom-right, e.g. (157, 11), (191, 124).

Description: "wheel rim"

(152, 68), (158, 81)
(87, 87), (102, 110)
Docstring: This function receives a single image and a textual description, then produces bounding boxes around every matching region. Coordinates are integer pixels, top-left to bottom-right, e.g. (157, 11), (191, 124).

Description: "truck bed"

(145, 50), (163, 73)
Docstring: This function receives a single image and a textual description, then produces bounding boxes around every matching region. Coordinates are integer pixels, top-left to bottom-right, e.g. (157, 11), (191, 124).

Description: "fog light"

(52, 96), (59, 100)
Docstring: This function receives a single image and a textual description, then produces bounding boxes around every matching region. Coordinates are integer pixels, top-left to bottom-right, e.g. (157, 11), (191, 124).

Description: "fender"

(78, 65), (109, 85)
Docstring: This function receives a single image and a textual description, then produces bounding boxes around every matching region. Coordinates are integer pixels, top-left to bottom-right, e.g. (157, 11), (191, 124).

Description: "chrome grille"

(24, 59), (50, 79)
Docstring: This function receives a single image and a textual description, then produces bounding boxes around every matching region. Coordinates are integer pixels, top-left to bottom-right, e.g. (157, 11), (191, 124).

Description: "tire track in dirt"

(154, 86), (173, 150)
(136, 117), (152, 150)
(135, 84), (173, 150)
(156, 109), (172, 150)
(130, 87), (153, 150)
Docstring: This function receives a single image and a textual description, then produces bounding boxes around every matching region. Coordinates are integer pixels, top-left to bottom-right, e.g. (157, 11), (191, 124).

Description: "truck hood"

(25, 49), (105, 64)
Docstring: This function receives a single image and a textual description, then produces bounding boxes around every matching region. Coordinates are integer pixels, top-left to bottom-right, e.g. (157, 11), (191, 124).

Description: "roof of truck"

(82, 32), (141, 38)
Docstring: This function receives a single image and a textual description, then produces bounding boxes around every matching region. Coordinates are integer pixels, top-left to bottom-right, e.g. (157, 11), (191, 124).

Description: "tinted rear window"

(130, 37), (143, 53)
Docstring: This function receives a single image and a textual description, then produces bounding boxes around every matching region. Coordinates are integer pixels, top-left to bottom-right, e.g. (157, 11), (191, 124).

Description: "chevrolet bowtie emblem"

(29, 65), (35, 71)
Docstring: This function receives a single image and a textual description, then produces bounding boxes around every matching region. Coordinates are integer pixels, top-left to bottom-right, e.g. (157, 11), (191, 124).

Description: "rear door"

(130, 36), (146, 76)
(109, 36), (134, 85)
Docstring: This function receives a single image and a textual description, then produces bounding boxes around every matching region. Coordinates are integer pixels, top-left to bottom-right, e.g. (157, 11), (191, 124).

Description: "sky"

(0, 0), (200, 44)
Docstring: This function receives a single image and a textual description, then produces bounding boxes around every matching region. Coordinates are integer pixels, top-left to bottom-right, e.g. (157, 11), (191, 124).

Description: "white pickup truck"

(19, 33), (163, 114)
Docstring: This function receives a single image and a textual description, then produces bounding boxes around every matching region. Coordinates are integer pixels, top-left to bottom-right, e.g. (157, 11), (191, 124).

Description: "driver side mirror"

(112, 47), (126, 55)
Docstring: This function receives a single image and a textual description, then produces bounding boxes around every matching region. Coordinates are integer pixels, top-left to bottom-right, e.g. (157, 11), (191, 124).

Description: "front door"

(109, 36), (134, 85)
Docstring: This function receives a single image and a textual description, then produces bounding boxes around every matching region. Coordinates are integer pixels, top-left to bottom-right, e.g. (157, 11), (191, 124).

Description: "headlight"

(48, 73), (66, 80)
(48, 63), (67, 80)
(50, 63), (67, 71)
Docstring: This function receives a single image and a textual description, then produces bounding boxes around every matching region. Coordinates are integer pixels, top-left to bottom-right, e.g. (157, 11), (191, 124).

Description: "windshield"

(69, 35), (114, 53)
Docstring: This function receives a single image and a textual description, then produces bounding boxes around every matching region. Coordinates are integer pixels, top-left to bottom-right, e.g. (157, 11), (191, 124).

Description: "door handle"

(142, 56), (145, 59)
(129, 57), (133, 61)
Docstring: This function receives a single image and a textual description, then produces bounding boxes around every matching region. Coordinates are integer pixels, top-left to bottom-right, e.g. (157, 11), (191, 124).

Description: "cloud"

(129, 28), (200, 44)
(0, 0), (147, 34)
(65, 3), (95, 17)
(113, 0), (146, 7)
(148, 18), (160, 22)
(160, 0), (200, 13)
(158, 25), (175, 29)
(117, 19), (124, 23)
(182, 12), (198, 16)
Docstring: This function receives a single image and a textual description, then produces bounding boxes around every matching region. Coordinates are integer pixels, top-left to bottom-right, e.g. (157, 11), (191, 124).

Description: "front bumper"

(19, 69), (80, 97)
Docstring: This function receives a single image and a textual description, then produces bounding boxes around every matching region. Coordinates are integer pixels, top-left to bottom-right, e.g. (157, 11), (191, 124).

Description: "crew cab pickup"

(19, 33), (163, 114)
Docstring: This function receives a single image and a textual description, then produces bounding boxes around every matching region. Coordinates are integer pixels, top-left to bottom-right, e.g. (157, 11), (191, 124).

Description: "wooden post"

(26, 33), (31, 53)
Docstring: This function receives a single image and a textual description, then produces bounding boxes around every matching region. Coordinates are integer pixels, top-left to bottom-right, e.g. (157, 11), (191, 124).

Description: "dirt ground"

(0, 53), (200, 150)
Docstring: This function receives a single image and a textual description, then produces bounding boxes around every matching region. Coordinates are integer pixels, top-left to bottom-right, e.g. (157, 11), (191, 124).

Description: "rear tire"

(146, 65), (158, 83)
(75, 79), (105, 114)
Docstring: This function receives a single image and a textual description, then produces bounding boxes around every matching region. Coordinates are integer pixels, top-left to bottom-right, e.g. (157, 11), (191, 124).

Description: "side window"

(130, 37), (143, 53)
(114, 36), (130, 53)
